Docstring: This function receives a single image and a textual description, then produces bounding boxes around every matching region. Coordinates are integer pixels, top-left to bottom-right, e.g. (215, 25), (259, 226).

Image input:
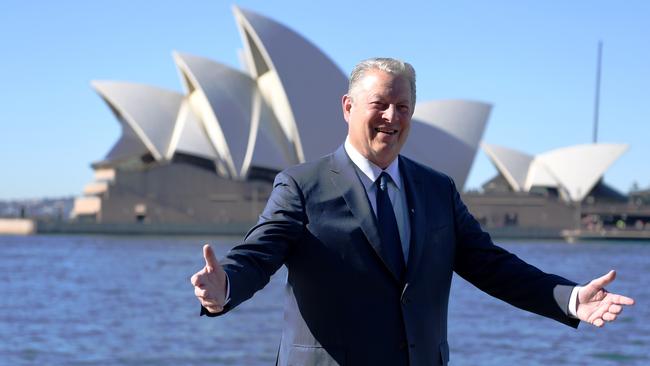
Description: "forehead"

(358, 70), (411, 101)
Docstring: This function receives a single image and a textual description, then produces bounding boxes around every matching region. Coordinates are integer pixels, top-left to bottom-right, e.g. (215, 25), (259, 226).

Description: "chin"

(371, 153), (397, 168)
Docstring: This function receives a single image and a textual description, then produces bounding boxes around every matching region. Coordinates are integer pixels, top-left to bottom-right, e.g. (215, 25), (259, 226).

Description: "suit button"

(399, 341), (407, 350)
(409, 343), (415, 349)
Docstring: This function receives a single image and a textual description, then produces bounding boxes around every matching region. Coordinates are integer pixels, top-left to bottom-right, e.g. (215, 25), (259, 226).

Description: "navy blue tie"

(376, 172), (406, 280)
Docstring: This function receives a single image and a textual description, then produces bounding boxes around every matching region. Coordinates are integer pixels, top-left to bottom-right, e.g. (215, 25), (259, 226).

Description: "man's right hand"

(191, 244), (227, 313)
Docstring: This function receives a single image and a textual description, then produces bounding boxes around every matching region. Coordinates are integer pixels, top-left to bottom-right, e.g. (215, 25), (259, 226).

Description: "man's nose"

(382, 104), (398, 123)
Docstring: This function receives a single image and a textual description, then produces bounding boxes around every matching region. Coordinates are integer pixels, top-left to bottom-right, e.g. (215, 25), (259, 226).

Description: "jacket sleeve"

(202, 171), (306, 317)
(449, 177), (579, 328)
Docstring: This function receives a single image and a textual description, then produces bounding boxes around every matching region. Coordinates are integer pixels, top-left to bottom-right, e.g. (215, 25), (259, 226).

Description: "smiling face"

(342, 69), (413, 169)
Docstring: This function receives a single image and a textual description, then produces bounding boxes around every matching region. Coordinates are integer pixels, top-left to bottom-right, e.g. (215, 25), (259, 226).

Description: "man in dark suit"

(191, 58), (635, 365)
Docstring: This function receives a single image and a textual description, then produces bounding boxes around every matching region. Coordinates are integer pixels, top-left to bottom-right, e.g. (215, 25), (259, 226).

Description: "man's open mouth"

(374, 128), (398, 135)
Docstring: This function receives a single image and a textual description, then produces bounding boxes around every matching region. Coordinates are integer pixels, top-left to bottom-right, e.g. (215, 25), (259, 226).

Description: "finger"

(593, 318), (604, 327)
(602, 312), (617, 322)
(190, 273), (201, 287)
(589, 270), (616, 290)
(191, 270), (209, 288)
(201, 298), (222, 307)
(588, 302), (610, 324)
(195, 287), (208, 299)
(203, 244), (219, 272)
(204, 305), (224, 314)
(610, 294), (635, 306)
(608, 304), (623, 314)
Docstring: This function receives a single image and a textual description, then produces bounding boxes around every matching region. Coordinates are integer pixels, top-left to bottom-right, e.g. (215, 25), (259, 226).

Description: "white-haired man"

(192, 58), (634, 365)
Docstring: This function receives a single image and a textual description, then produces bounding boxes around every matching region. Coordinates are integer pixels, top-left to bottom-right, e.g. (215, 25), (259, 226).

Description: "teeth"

(375, 128), (397, 135)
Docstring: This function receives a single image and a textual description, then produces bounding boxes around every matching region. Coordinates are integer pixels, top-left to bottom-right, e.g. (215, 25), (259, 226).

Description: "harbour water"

(0, 235), (648, 365)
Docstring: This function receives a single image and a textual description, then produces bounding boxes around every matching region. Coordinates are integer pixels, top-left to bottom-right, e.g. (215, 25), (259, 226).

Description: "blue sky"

(1, 0), (648, 199)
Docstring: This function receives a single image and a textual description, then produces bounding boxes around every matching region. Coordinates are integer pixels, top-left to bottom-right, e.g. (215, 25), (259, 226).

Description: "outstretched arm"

(190, 171), (305, 316)
(576, 270), (635, 327)
(449, 177), (579, 326)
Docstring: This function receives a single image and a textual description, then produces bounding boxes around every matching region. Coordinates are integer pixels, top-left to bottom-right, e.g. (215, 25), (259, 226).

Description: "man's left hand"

(576, 270), (635, 327)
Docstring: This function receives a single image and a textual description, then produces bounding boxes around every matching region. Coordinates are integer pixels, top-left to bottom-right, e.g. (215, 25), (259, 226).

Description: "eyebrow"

(368, 94), (410, 105)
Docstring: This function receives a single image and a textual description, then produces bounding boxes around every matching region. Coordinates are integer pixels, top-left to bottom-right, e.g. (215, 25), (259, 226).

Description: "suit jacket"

(203, 145), (579, 366)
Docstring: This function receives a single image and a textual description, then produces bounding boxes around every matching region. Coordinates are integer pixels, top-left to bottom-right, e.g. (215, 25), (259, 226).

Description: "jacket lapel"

(400, 157), (427, 283)
(329, 146), (402, 282)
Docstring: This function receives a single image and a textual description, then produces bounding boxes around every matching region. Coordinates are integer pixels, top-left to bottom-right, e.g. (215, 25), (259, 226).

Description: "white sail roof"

(536, 144), (629, 201)
(402, 100), (492, 189)
(482, 143), (534, 191)
(248, 98), (293, 172)
(92, 81), (184, 162)
(173, 51), (288, 177)
(173, 52), (258, 178)
(233, 6), (348, 164)
(166, 98), (219, 161)
(482, 142), (629, 202)
(103, 122), (149, 164)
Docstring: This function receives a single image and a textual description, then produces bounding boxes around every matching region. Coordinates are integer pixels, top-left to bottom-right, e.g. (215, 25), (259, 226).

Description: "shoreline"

(2, 218), (650, 241)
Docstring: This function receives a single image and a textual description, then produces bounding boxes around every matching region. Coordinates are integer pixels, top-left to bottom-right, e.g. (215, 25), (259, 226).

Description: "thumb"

(589, 269), (616, 290)
(203, 244), (220, 272)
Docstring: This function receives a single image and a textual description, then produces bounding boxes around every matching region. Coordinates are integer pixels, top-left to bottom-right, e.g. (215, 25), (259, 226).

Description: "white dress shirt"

(344, 137), (411, 262)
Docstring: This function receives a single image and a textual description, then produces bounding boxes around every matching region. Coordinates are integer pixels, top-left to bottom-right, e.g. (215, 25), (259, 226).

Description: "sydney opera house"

(69, 6), (648, 238)
(71, 6), (491, 226)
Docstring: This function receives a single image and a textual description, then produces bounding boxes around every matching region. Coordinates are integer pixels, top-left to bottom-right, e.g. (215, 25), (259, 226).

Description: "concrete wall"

(97, 161), (274, 224)
(0, 218), (36, 235)
(463, 192), (578, 230)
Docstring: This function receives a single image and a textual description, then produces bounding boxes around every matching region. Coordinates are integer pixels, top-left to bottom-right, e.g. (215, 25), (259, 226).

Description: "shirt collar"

(344, 136), (402, 190)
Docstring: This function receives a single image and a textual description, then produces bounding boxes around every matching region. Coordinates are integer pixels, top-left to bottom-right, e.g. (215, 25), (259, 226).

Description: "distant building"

(481, 142), (628, 203)
(0, 198), (73, 220)
(630, 187), (650, 206)
(72, 6), (491, 225)
(464, 142), (650, 238)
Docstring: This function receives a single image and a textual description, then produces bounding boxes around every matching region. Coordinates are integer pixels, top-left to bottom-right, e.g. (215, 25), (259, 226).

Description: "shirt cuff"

(568, 285), (582, 318)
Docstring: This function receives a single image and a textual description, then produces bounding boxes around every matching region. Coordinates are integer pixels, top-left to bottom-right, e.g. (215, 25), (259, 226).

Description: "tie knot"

(377, 172), (390, 192)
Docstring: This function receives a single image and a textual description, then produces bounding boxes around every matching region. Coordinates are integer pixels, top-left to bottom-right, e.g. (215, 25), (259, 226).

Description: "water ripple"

(0, 235), (647, 365)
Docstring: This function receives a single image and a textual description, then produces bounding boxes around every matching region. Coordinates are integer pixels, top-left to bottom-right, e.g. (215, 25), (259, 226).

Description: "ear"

(342, 94), (352, 123)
